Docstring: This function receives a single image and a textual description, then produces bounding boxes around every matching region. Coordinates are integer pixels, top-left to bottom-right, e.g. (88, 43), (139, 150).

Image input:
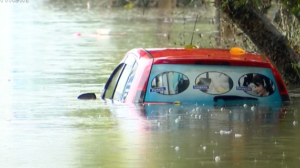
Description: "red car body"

(98, 47), (290, 105)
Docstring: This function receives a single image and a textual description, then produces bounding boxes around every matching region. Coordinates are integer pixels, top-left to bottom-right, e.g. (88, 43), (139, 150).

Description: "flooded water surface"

(1, 1), (300, 168)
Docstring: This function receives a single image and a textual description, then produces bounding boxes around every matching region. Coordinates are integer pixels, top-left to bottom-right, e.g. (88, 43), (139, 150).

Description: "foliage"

(291, 61), (300, 81)
(124, 2), (135, 8)
(281, 0), (300, 19)
(274, 1), (300, 79)
(217, 0), (300, 83)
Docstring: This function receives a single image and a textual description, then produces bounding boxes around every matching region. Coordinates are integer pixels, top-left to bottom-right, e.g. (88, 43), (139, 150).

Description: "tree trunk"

(158, 0), (176, 17)
(220, 0), (300, 84)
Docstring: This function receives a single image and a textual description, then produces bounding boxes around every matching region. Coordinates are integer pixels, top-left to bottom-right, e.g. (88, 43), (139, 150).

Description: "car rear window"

(144, 64), (281, 105)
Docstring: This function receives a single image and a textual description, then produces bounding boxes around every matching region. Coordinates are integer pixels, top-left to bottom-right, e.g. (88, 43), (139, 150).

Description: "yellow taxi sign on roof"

(173, 101), (181, 105)
(184, 45), (197, 49)
(230, 47), (246, 55)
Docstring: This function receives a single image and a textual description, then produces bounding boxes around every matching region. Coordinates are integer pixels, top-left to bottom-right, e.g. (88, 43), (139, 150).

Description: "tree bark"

(220, 0), (300, 84)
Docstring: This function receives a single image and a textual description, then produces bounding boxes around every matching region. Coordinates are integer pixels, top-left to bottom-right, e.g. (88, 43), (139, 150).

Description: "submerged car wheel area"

(78, 47), (291, 106)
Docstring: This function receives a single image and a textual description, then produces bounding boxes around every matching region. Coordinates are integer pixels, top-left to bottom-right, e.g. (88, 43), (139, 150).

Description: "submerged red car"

(78, 47), (290, 106)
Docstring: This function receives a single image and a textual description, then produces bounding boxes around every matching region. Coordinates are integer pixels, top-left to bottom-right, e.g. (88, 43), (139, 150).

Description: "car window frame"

(101, 54), (138, 101)
(120, 62), (138, 102)
(101, 63), (126, 99)
(113, 54), (138, 101)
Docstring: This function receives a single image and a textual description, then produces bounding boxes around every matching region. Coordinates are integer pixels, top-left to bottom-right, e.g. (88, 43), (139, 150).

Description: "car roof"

(143, 48), (266, 62)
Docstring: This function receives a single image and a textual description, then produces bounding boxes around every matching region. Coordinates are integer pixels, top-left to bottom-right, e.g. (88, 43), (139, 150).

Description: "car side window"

(113, 65), (132, 101)
(104, 64), (125, 99)
(113, 55), (137, 101)
(121, 63), (138, 101)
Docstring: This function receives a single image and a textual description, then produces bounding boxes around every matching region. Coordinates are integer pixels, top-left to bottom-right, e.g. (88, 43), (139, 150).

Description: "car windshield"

(145, 64), (280, 105)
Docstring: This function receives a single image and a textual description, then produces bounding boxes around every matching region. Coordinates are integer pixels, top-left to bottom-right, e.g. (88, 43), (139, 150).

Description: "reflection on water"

(72, 104), (300, 168)
(0, 1), (300, 168)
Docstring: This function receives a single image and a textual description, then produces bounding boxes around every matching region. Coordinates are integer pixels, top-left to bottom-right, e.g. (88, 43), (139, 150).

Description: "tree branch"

(221, 0), (300, 84)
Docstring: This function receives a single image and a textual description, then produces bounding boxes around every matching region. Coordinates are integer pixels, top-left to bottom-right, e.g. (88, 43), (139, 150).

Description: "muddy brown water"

(0, 1), (300, 168)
